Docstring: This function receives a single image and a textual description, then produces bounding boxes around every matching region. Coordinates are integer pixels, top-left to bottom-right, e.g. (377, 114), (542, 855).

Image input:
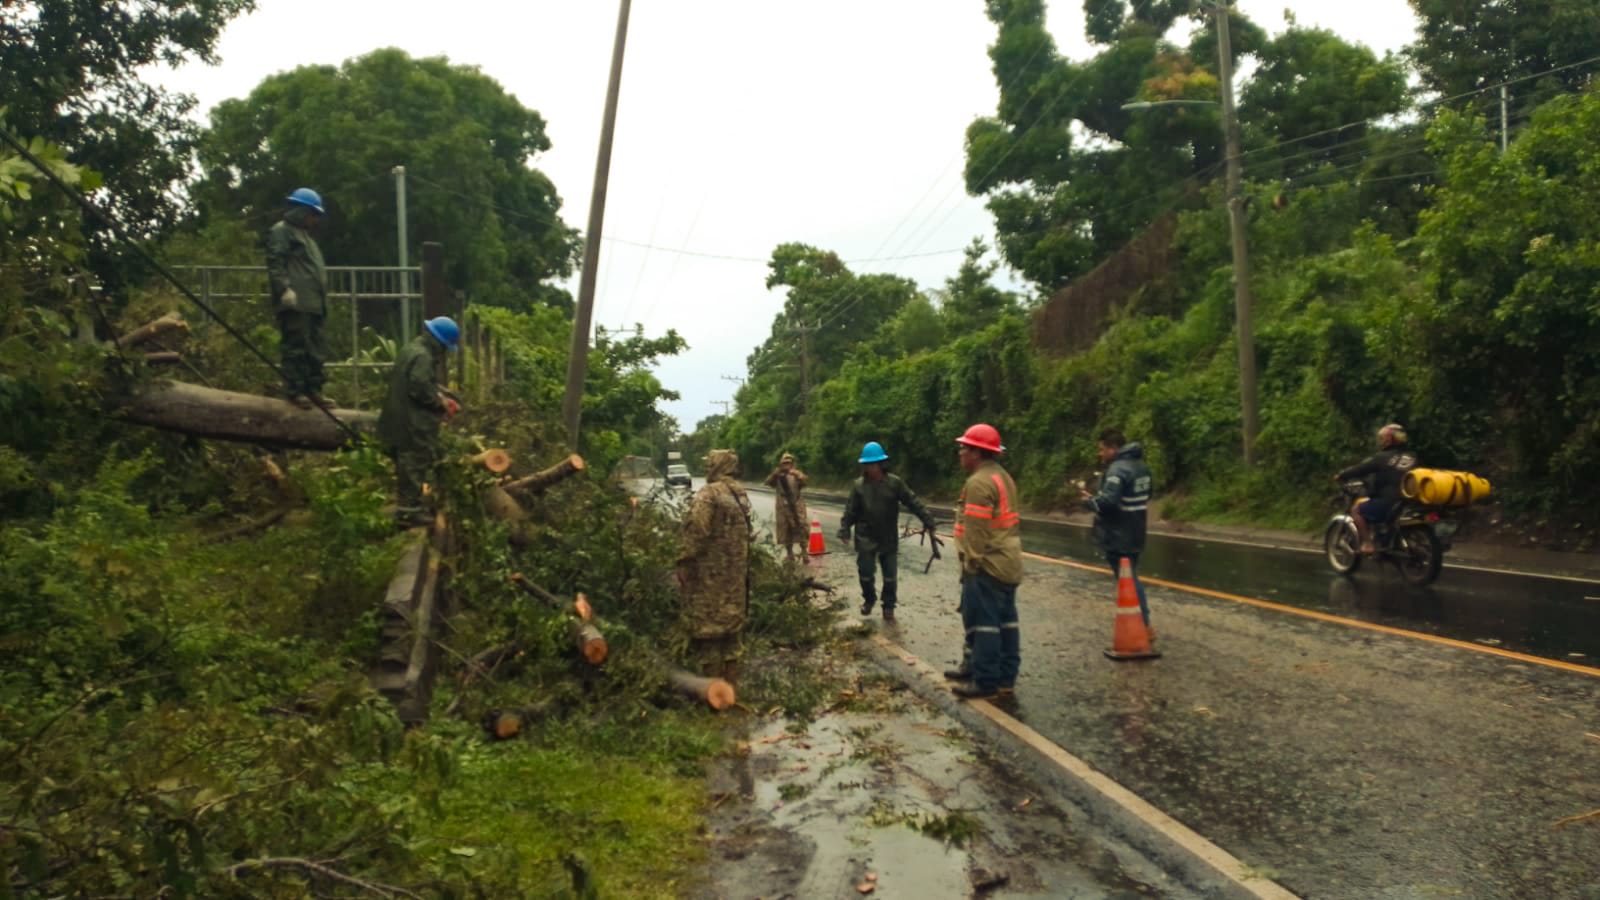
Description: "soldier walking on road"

(764, 452), (809, 561)
(1081, 429), (1154, 636)
(947, 424), (1023, 700)
(838, 441), (937, 623)
(678, 449), (754, 681)
(265, 188), (331, 409)
(377, 317), (460, 528)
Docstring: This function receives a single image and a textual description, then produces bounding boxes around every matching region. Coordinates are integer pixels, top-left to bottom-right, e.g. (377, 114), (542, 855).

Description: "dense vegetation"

(1, 4), (820, 894)
(712, 0), (1600, 538)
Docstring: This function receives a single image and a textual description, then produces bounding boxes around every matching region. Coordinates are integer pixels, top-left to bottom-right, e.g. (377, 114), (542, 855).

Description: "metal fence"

(171, 265), (421, 402)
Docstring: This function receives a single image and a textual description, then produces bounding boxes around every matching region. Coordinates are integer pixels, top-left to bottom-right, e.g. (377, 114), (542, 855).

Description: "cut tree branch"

(508, 574), (607, 664)
(224, 857), (423, 899)
(504, 453), (586, 495)
(115, 312), (187, 349)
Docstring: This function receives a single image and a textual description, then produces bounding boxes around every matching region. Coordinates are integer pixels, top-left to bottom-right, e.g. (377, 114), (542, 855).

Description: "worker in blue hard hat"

(265, 187), (330, 409)
(378, 316), (461, 527)
(837, 441), (936, 623)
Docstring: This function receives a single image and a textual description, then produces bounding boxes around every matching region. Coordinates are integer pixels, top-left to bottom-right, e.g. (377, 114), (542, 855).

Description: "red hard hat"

(956, 423), (1005, 453)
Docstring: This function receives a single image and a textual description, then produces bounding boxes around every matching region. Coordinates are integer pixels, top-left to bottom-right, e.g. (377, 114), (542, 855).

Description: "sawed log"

(504, 453), (586, 496)
(118, 380), (375, 450)
(469, 448), (513, 474)
(508, 574), (607, 665)
(116, 312), (188, 349)
(665, 667), (736, 711)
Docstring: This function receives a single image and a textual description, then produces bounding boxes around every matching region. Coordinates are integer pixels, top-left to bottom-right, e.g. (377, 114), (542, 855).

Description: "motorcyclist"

(1335, 423), (1418, 555)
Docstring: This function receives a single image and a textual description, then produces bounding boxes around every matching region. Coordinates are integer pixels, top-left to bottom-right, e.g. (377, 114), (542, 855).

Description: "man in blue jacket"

(1081, 429), (1154, 633)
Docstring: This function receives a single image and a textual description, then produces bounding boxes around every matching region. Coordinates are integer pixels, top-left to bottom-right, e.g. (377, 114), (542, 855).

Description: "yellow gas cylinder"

(1401, 469), (1491, 507)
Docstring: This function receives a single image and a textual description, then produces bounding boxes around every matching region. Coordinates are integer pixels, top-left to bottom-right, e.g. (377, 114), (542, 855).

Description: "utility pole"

(562, 0), (633, 448)
(1500, 85), (1509, 153)
(794, 321), (814, 416)
(711, 400), (733, 414)
(1214, 1), (1259, 466)
(393, 165), (410, 338)
(719, 374), (746, 388)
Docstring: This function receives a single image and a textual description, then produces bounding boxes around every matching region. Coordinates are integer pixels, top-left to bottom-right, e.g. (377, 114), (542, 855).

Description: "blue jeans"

(856, 548), (898, 610)
(960, 572), (1020, 690)
(1107, 552), (1149, 626)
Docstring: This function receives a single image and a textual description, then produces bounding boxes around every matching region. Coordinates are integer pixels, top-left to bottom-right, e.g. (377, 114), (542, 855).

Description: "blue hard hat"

(858, 441), (889, 464)
(285, 187), (325, 214)
(423, 316), (460, 351)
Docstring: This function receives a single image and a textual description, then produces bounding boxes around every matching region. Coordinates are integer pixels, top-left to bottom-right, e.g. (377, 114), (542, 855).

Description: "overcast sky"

(155, 0), (1421, 430)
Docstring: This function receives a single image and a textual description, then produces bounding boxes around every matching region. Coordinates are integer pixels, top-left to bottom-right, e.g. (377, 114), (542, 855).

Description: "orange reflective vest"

(954, 461), (1024, 585)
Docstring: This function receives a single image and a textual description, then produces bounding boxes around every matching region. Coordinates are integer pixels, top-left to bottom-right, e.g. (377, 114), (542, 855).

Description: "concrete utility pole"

(1214, 1), (1259, 466)
(795, 321), (815, 415)
(393, 166), (410, 338)
(719, 374), (745, 388)
(562, 0), (633, 448)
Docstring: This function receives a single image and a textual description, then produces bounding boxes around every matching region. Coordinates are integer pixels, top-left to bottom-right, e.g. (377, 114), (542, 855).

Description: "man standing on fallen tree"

(678, 449), (754, 681)
(838, 441), (937, 623)
(764, 452), (809, 561)
(265, 188), (331, 409)
(377, 317), (460, 528)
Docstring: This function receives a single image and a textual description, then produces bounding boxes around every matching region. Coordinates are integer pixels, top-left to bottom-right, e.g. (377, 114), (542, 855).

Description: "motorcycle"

(1324, 480), (1455, 587)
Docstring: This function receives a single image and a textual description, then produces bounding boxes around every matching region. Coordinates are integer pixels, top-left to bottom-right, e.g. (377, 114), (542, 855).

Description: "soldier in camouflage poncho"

(677, 449), (753, 680)
(763, 452), (809, 560)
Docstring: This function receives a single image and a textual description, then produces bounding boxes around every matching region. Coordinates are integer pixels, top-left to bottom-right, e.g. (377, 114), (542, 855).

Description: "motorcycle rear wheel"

(1324, 519), (1363, 574)
(1396, 525), (1443, 586)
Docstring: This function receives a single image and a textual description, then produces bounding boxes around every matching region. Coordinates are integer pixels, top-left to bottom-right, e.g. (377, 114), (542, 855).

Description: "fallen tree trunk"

(508, 574), (607, 665)
(482, 485), (527, 523)
(504, 454), (585, 495)
(118, 380), (375, 450)
(665, 668), (737, 711)
(143, 351), (182, 365)
(116, 312), (188, 349)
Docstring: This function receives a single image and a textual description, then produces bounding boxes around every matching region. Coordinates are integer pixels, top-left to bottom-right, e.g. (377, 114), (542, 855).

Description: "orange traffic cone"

(1104, 558), (1160, 661)
(808, 520), (827, 556)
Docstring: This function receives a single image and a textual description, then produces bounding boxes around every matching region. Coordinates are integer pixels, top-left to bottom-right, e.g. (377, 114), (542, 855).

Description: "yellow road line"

(1012, 548), (1600, 679)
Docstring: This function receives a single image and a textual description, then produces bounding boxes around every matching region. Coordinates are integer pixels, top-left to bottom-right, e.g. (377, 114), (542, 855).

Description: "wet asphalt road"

(745, 483), (1600, 666)
(742, 486), (1600, 899)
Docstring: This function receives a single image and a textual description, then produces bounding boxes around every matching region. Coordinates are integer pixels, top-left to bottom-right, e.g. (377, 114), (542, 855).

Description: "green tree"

(1413, 91), (1600, 504)
(938, 239), (1020, 334)
(1408, 0), (1600, 105)
(0, 0), (255, 283)
(194, 48), (580, 312)
(1240, 28), (1408, 178)
(965, 0), (1265, 289)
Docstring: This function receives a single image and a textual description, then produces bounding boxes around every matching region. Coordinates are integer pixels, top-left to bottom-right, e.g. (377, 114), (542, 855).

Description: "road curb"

(852, 628), (1299, 900)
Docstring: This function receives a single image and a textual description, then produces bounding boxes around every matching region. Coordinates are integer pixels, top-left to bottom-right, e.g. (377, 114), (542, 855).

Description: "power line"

(0, 123), (363, 442)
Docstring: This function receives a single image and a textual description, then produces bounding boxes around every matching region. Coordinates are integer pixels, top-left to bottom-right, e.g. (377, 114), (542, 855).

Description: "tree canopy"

(194, 47), (581, 312)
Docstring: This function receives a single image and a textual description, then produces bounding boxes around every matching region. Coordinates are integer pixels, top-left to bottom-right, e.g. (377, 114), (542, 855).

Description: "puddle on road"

(698, 693), (1184, 899)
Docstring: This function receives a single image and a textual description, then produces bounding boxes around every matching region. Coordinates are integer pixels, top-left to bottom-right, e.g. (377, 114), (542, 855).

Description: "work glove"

(279, 288), (298, 310)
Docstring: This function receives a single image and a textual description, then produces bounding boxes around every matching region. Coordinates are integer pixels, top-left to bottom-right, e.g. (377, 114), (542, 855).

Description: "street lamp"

(1121, 3), (1259, 466)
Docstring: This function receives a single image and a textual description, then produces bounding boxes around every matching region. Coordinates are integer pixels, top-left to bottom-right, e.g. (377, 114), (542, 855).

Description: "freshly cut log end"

(573, 622), (608, 665)
(705, 679), (736, 711)
(572, 593), (594, 622)
(567, 453), (586, 472)
(471, 448), (513, 474)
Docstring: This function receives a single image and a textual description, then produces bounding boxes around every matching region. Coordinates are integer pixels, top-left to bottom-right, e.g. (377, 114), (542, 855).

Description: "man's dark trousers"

(960, 572), (1019, 690)
(856, 548), (898, 612)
